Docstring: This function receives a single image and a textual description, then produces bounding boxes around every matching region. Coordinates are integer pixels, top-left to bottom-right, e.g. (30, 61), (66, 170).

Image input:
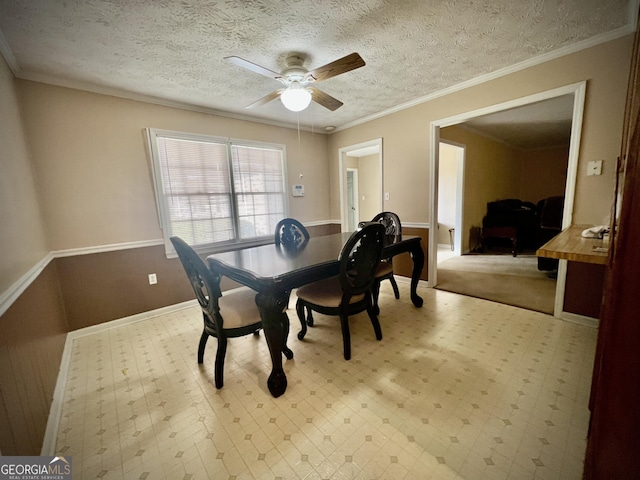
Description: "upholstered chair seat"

(296, 276), (366, 308)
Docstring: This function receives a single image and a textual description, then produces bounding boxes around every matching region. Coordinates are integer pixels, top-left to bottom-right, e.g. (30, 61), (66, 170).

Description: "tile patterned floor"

(56, 282), (597, 479)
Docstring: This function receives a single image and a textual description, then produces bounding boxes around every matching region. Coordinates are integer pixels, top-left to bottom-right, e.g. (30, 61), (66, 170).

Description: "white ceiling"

(0, 0), (636, 143)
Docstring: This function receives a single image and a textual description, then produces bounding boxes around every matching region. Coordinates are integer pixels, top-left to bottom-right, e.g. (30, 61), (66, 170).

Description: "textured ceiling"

(0, 0), (636, 138)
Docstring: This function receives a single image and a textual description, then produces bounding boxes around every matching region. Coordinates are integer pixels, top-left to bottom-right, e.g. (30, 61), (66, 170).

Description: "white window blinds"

(232, 145), (286, 239)
(148, 129), (287, 253)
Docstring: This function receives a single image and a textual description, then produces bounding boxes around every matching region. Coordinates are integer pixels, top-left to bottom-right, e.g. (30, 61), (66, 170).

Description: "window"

(147, 129), (288, 254)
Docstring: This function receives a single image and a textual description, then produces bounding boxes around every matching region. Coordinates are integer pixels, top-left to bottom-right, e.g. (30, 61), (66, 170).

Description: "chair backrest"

(338, 223), (385, 297)
(371, 212), (402, 235)
(538, 196), (565, 230)
(170, 236), (221, 319)
(274, 218), (310, 247)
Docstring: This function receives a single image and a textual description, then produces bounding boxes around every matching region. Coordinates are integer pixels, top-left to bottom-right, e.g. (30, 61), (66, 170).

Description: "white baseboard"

(558, 311), (599, 328)
(40, 299), (198, 455)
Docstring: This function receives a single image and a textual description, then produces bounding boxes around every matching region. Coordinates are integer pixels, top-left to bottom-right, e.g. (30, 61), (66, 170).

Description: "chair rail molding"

(0, 252), (53, 317)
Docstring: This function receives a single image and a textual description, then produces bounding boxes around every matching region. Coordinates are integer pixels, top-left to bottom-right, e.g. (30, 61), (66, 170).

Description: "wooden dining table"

(207, 232), (424, 397)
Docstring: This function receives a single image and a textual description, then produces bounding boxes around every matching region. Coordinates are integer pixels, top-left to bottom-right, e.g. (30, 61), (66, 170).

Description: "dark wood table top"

(207, 232), (420, 293)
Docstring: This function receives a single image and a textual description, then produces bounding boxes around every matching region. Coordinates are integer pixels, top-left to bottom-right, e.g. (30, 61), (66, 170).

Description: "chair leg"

(372, 279), (382, 315)
(197, 331), (209, 364)
(366, 305), (383, 341)
(389, 275), (400, 299)
(290, 289), (313, 326)
(296, 300), (308, 340)
(214, 337), (228, 389)
(340, 314), (352, 360)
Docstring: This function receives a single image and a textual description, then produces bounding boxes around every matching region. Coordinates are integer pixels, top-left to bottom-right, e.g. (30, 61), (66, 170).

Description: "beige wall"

(519, 145), (570, 204)
(0, 55), (67, 456)
(440, 125), (523, 252)
(327, 35), (634, 234)
(16, 81), (332, 251)
(436, 130), (570, 252)
(0, 56), (50, 292)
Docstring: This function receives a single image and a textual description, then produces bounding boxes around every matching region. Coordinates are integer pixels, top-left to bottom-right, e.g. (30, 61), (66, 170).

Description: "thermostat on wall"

(292, 184), (305, 197)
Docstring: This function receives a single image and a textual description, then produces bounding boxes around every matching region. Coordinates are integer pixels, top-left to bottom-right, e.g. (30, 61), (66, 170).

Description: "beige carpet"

(435, 254), (556, 314)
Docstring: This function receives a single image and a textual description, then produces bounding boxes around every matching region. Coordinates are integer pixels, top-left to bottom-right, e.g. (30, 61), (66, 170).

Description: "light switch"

(384, 192), (390, 201)
(587, 160), (602, 176)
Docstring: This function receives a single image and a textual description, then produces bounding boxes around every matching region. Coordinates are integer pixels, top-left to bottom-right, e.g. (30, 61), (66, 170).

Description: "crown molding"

(335, 23), (637, 132)
(0, 28), (19, 75)
(15, 71), (329, 134)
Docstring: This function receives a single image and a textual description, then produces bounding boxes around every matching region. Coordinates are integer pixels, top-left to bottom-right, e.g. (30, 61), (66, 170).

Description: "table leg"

(409, 242), (424, 307)
(255, 291), (293, 398)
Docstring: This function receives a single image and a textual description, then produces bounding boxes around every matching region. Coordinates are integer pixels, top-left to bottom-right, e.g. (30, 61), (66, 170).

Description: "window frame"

(146, 128), (290, 256)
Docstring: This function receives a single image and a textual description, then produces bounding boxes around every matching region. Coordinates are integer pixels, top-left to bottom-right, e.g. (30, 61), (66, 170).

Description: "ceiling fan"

(224, 52), (365, 112)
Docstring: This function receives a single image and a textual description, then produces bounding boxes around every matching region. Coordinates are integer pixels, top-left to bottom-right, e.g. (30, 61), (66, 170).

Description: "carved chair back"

(170, 236), (222, 330)
(338, 223), (385, 300)
(274, 218), (310, 248)
(371, 211), (402, 236)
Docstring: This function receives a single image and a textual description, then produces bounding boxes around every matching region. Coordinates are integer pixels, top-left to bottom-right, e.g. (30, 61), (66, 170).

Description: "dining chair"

(171, 236), (290, 389)
(274, 218), (314, 323)
(360, 212), (402, 311)
(274, 217), (310, 248)
(295, 223), (385, 360)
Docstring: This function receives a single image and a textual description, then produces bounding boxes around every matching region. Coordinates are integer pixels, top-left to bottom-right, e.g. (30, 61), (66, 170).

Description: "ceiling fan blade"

(309, 87), (343, 111)
(246, 89), (283, 109)
(306, 53), (365, 82)
(225, 56), (282, 80)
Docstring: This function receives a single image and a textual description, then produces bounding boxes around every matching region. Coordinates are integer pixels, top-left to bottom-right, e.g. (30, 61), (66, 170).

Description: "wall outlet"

(148, 273), (157, 285)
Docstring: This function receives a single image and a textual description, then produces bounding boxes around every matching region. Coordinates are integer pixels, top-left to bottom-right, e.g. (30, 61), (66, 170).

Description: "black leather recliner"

(482, 199), (538, 250)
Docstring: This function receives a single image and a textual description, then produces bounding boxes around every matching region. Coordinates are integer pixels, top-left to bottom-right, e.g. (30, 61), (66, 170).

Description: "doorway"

(429, 82), (586, 317)
(339, 138), (383, 231)
(437, 141), (465, 258)
(346, 168), (360, 231)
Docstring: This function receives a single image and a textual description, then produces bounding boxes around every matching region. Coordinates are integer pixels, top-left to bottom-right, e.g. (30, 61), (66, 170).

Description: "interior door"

(346, 168), (359, 231)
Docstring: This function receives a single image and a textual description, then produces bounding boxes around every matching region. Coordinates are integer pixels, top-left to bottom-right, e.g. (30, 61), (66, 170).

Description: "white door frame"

(428, 81), (586, 318)
(339, 138), (383, 231)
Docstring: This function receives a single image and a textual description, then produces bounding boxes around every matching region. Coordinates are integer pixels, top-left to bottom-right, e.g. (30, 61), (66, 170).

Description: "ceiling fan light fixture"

(281, 83), (312, 112)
